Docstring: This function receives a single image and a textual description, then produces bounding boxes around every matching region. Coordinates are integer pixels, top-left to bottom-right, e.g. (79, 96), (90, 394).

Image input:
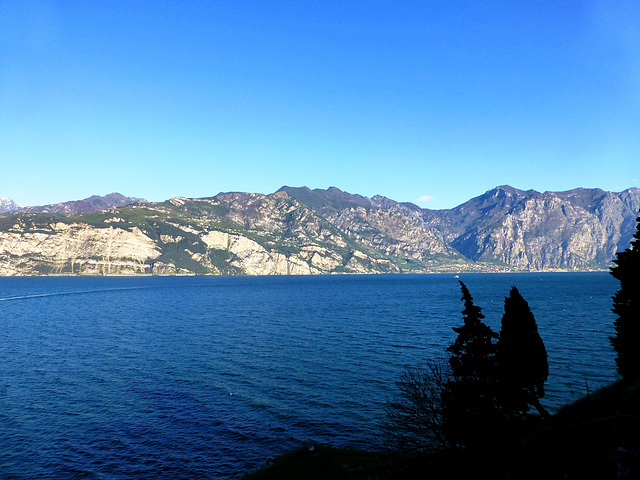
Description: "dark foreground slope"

(242, 379), (640, 480)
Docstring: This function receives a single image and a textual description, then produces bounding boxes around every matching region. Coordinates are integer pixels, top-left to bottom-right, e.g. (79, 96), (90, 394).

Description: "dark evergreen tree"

(610, 211), (640, 382)
(442, 281), (499, 449)
(496, 286), (550, 420)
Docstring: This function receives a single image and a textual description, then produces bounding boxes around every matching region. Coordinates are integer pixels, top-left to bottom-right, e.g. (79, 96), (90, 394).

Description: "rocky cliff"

(438, 186), (640, 271)
(278, 187), (468, 271)
(0, 186), (638, 275)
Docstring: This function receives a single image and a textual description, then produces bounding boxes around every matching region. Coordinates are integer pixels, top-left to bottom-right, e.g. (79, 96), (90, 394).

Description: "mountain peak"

(490, 185), (528, 197)
(0, 198), (20, 214)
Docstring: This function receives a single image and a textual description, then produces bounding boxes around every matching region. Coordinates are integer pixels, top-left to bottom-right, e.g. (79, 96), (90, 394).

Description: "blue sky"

(1, 1), (638, 209)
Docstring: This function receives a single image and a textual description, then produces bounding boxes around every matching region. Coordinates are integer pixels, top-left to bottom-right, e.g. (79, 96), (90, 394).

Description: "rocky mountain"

(0, 186), (638, 276)
(17, 193), (144, 216)
(278, 186), (467, 269)
(437, 186), (640, 270)
(0, 198), (20, 214)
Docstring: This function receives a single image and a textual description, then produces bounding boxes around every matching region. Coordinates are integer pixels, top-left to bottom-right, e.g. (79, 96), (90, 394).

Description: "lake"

(0, 272), (618, 479)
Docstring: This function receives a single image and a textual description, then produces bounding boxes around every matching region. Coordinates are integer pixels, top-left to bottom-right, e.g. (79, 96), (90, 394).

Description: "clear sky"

(1, 1), (638, 209)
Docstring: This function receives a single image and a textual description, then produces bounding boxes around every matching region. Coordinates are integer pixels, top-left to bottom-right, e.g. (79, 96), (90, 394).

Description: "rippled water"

(0, 273), (617, 479)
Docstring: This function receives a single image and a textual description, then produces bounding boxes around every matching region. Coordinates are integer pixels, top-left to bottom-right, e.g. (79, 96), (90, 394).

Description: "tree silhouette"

(386, 282), (554, 457)
(442, 281), (499, 449)
(383, 359), (451, 454)
(496, 286), (550, 420)
(610, 211), (640, 382)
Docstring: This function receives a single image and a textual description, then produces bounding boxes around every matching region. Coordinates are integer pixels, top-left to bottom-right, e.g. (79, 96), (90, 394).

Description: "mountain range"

(0, 186), (638, 276)
(0, 193), (143, 216)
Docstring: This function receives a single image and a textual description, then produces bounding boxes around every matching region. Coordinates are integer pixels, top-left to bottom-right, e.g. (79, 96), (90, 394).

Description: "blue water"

(0, 273), (618, 479)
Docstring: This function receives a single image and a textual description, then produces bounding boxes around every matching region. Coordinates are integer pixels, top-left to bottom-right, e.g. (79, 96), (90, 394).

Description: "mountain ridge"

(0, 193), (144, 216)
(0, 186), (638, 275)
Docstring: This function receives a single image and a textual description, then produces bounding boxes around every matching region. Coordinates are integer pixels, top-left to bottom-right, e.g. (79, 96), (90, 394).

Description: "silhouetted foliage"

(386, 282), (554, 461)
(496, 286), (550, 420)
(610, 211), (640, 382)
(383, 359), (451, 455)
(442, 281), (499, 449)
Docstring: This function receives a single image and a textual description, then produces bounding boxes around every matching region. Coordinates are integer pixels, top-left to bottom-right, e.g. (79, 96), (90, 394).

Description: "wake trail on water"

(0, 284), (211, 302)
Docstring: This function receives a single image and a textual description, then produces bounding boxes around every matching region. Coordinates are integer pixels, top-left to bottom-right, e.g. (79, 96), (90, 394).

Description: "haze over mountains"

(0, 186), (638, 275)
(0, 193), (143, 216)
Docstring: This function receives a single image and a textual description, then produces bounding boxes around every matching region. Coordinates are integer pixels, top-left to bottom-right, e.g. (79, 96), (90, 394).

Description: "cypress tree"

(610, 211), (640, 382)
(496, 286), (550, 420)
(442, 281), (499, 449)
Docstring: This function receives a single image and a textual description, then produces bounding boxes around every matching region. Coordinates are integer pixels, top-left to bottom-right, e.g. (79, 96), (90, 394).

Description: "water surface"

(0, 273), (618, 478)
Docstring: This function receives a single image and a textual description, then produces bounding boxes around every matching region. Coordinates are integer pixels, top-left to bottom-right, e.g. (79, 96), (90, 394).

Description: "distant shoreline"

(0, 269), (610, 278)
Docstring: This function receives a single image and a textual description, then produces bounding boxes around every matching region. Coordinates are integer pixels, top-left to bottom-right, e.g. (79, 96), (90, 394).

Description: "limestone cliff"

(0, 218), (160, 275)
